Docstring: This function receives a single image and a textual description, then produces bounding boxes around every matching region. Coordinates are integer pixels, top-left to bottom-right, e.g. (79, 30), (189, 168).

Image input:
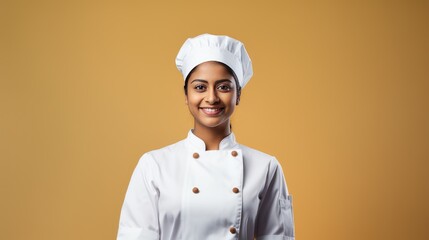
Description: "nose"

(205, 87), (220, 104)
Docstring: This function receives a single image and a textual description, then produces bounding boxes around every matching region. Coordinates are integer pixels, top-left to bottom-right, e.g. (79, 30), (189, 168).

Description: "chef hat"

(175, 33), (253, 88)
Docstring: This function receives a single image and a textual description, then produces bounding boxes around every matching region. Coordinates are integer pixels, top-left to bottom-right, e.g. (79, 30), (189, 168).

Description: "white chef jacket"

(117, 130), (295, 240)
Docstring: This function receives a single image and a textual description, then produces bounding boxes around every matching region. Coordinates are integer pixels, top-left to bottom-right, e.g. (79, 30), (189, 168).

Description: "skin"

(185, 61), (240, 150)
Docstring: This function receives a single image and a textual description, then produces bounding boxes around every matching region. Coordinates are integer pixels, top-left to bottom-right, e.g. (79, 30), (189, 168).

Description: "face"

(185, 61), (239, 129)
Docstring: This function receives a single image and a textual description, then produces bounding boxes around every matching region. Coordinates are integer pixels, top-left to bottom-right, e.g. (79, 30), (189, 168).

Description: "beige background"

(1, 0), (428, 239)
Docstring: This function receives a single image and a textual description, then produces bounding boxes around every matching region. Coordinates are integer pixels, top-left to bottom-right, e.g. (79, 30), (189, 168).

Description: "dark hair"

(183, 62), (242, 102)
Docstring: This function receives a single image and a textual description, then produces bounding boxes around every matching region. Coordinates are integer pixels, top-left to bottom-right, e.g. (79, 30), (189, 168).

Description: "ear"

(236, 96), (240, 105)
(185, 95), (188, 105)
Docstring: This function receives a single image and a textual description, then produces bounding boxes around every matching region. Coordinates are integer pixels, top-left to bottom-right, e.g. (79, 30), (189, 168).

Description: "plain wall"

(1, 0), (428, 239)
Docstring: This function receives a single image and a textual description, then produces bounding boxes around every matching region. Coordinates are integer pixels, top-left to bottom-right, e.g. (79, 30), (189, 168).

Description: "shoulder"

(238, 143), (281, 170)
(136, 139), (186, 167)
(146, 139), (185, 157)
(239, 143), (273, 159)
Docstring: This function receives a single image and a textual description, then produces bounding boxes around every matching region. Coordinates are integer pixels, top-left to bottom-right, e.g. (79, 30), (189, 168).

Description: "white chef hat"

(175, 33), (253, 88)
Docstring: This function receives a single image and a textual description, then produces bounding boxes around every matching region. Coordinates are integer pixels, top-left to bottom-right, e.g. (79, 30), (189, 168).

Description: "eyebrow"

(190, 79), (232, 84)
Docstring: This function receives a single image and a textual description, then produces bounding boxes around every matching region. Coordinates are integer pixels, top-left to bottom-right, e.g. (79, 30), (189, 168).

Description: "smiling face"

(185, 61), (240, 130)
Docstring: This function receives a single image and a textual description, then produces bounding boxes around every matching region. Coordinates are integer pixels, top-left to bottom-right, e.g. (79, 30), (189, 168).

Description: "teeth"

(201, 108), (222, 113)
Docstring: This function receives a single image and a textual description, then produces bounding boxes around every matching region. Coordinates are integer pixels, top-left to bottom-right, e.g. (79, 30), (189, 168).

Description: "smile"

(199, 107), (225, 116)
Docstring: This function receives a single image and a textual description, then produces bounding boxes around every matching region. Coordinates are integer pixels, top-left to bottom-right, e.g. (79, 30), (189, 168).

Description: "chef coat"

(117, 130), (295, 240)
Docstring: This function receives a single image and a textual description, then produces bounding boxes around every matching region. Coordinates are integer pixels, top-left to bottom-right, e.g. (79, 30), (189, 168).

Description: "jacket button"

(193, 152), (199, 159)
(231, 151), (238, 157)
(192, 187), (199, 193)
(229, 227), (237, 234)
(232, 187), (240, 193)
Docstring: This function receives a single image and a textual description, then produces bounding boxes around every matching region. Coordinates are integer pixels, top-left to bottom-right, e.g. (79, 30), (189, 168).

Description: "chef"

(117, 33), (295, 240)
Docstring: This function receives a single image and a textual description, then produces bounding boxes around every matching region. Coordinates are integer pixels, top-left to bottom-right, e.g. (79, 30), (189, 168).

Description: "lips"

(199, 107), (225, 116)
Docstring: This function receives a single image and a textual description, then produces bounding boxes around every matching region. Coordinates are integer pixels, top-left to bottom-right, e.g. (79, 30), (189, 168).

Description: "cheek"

(224, 94), (237, 106)
(186, 95), (201, 108)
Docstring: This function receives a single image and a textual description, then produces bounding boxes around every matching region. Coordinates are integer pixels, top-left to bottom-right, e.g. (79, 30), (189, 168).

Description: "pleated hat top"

(175, 33), (253, 88)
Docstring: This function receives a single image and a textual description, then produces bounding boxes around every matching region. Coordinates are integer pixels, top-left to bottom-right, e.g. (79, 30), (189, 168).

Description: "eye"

(194, 84), (206, 91)
(217, 84), (232, 92)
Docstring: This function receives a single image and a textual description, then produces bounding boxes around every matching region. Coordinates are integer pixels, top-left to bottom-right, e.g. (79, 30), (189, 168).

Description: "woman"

(117, 34), (295, 240)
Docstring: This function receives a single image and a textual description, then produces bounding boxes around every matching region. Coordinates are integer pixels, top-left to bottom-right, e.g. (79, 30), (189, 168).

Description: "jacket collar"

(185, 129), (239, 152)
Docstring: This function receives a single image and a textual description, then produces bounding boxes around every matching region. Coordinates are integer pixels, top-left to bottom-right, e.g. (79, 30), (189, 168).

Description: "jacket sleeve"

(255, 157), (295, 240)
(117, 153), (160, 240)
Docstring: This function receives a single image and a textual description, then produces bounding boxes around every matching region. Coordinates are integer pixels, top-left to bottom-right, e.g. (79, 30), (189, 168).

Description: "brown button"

(193, 152), (199, 159)
(192, 187), (199, 194)
(229, 227), (237, 234)
(232, 187), (240, 193)
(231, 151), (238, 157)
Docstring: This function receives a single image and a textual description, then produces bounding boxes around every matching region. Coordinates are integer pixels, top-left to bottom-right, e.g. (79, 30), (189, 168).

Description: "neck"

(192, 121), (231, 150)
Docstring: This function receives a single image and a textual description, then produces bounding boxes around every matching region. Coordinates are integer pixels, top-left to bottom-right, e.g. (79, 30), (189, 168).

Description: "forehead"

(188, 61), (235, 83)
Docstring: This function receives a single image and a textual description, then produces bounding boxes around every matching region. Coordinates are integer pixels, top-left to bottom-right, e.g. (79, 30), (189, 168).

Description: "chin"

(200, 122), (224, 128)
(197, 119), (229, 129)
